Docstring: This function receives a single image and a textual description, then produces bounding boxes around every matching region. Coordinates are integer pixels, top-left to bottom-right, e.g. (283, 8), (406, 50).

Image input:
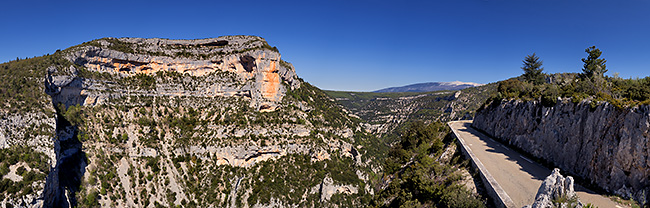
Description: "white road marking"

(520, 155), (533, 163)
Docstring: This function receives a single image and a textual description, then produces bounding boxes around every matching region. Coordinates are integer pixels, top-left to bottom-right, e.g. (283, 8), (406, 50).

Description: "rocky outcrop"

(64, 36), (299, 111)
(525, 168), (583, 208)
(181, 142), (358, 168)
(310, 176), (359, 202)
(473, 99), (650, 205)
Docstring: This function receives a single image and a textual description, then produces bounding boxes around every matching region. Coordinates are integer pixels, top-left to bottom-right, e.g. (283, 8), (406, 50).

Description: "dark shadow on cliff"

(42, 107), (88, 208)
(42, 65), (90, 208)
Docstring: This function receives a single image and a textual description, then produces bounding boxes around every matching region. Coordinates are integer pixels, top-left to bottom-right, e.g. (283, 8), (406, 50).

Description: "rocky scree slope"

(1, 36), (385, 208)
(473, 98), (650, 206)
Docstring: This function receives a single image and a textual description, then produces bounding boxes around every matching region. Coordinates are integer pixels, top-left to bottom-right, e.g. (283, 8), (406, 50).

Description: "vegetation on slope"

(371, 121), (485, 208)
(0, 52), (66, 203)
(0, 52), (72, 116)
(0, 147), (50, 199)
(491, 46), (650, 109)
(327, 80), (497, 208)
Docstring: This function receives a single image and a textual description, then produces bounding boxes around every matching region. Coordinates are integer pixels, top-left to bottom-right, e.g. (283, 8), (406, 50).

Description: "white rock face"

(525, 168), (582, 208)
(310, 176), (359, 202)
(474, 99), (650, 205)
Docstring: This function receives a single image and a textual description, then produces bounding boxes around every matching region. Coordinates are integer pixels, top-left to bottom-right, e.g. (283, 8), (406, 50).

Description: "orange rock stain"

(262, 61), (280, 100)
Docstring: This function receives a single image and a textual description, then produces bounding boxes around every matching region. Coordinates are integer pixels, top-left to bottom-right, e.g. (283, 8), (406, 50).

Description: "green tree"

(62, 104), (84, 126)
(581, 46), (608, 79)
(521, 53), (545, 85)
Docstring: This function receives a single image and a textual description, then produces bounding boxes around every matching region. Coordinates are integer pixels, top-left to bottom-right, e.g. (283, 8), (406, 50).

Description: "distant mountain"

(374, 81), (484, 93)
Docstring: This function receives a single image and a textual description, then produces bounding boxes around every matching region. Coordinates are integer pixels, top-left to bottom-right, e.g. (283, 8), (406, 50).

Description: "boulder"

(525, 168), (582, 208)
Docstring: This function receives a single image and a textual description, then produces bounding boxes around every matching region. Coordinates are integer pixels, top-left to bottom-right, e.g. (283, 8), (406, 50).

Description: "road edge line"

(448, 120), (517, 208)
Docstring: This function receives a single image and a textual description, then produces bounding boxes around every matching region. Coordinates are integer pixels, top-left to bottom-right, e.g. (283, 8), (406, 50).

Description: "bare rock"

(525, 168), (582, 208)
(60, 36), (299, 111)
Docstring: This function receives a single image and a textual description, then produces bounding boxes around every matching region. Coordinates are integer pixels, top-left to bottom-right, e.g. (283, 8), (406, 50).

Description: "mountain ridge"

(374, 81), (484, 93)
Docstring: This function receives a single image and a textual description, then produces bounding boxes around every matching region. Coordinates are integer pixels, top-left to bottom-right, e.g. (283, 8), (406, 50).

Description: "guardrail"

(448, 121), (516, 208)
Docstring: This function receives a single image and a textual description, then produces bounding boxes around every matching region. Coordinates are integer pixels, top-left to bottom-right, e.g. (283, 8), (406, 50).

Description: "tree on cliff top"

(581, 46), (608, 79)
(522, 53), (545, 85)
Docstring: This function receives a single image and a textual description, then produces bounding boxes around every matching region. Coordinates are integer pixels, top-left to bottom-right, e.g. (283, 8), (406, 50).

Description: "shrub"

(541, 85), (559, 107)
(83, 190), (100, 206)
(372, 121), (485, 207)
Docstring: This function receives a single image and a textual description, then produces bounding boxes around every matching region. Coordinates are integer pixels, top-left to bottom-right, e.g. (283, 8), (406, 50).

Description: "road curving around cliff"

(449, 120), (625, 208)
(473, 99), (650, 205)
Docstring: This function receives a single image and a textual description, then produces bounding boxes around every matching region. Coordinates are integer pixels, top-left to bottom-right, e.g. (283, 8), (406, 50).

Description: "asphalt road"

(449, 120), (624, 208)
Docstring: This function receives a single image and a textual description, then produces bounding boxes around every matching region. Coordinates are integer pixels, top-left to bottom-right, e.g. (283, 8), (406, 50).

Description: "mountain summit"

(374, 81), (483, 93)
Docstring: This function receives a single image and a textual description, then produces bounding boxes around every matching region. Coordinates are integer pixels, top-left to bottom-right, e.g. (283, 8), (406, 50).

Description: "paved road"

(449, 120), (624, 208)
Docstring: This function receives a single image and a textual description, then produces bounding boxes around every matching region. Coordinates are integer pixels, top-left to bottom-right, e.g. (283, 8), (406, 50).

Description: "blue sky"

(1, 0), (649, 91)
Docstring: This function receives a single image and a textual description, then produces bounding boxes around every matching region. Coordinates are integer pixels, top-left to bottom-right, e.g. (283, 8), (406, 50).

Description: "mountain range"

(374, 81), (484, 93)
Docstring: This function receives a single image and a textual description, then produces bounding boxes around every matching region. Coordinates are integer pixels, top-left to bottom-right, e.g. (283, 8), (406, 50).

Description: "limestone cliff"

(0, 36), (383, 208)
(61, 36), (299, 111)
(473, 98), (650, 205)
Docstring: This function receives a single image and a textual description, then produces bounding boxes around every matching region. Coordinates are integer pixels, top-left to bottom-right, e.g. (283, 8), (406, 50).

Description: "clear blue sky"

(1, 0), (649, 91)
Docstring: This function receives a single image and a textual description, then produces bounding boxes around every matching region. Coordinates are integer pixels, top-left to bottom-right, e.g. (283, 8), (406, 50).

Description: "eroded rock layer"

(65, 36), (299, 111)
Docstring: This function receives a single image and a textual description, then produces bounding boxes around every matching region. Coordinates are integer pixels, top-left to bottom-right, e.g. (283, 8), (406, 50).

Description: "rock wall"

(473, 99), (650, 205)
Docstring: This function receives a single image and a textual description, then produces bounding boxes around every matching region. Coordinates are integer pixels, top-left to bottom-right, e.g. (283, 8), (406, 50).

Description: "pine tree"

(581, 46), (607, 79)
(521, 53), (545, 85)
